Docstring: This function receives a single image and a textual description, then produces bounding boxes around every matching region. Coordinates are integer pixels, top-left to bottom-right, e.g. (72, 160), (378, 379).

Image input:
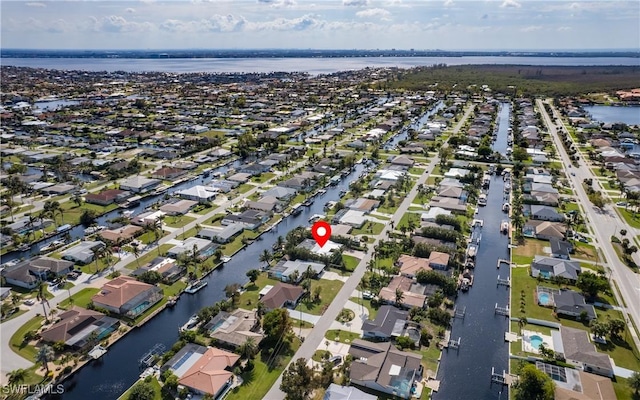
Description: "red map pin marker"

(312, 221), (331, 248)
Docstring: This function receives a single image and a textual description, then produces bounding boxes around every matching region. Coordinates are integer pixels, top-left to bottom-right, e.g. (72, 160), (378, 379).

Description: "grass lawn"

(119, 377), (163, 400)
(325, 329), (360, 344)
(236, 183), (254, 194)
(138, 229), (169, 245)
(206, 213), (227, 225)
(125, 244), (174, 270)
(226, 339), (299, 400)
(612, 377), (634, 400)
(377, 202), (401, 215)
(295, 279), (343, 316)
(349, 297), (379, 319)
(562, 202), (580, 213)
(512, 255), (533, 266)
(397, 212), (421, 230)
(58, 288), (100, 309)
(616, 208), (640, 229)
(512, 238), (549, 260)
(251, 172), (276, 183)
(163, 215), (196, 229)
(59, 202), (118, 226)
(312, 350), (332, 362)
(342, 255), (360, 272)
(192, 204), (215, 215)
(220, 231), (258, 256)
(177, 227), (198, 240)
(510, 268), (640, 370)
(238, 274), (282, 310)
(159, 280), (187, 298)
(414, 342), (441, 375)
(351, 221), (385, 236)
(409, 167), (426, 175)
(9, 316), (44, 362)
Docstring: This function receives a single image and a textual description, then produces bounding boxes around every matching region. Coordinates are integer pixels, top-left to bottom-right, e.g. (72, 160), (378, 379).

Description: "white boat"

(88, 345), (107, 360)
(84, 225), (106, 235)
(184, 280), (208, 294)
(502, 203), (510, 213)
(500, 220), (509, 234)
(40, 240), (65, 254)
(220, 256), (232, 263)
(180, 315), (199, 331)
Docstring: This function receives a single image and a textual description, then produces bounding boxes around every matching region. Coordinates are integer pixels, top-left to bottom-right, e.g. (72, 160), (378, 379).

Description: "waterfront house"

(259, 282), (304, 311)
(390, 155), (415, 167)
(245, 196), (280, 213)
(361, 305), (408, 340)
(91, 276), (163, 319)
(204, 308), (264, 349)
(85, 189), (130, 206)
(40, 306), (120, 350)
(524, 220), (566, 241)
(529, 205), (565, 222)
(221, 210), (268, 230)
(346, 198), (380, 213)
(530, 256), (581, 282)
(1, 257), (74, 289)
(61, 240), (105, 265)
(7, 216), (53, 235)
(268, 259), (325, 283)
(166, 237), (217, 260)
(176, 185), (218, 204)
(323, 384), (377, 400)
(557, 327), (614, 378)
(162, 343), (239, 399)
(550, 238), (573, 259)
(151, 167), (186, 181)
(421, 207), (451, 222)
(197, 225), (244, 244)
(131, 210), (166, 227)
(333, 209), (367, 228)
(261, 186), (297, 201)
(131, 257), (185, 284)
(348, 339), (423, 399)
(119, 175), (160, 194)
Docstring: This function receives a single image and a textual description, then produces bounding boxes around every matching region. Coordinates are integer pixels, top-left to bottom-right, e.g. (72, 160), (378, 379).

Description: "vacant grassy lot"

(163, 215), (196, 229)
(125, 244), (174, 270)
(295, 279), (344, 316)
(58, 288), (100, 309)
(342, 255), (360, 272)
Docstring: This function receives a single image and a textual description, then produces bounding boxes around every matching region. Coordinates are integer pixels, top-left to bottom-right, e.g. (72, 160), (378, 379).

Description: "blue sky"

(1, 0), (638, 50)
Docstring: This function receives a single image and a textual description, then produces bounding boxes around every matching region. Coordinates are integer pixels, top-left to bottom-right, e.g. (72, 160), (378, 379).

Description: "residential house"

(556, 327), (614, 377)
(131, 257), (185, 284)
(268, 259), (325, 283)
(530, 256), (581, 282)
(378, 276), (426, 309)
(176, 185), (218, 204)
(390, 155), (415, 167)
(197, 225), (244, 244)
(221, 210), (268, 230)
(348, 339), (423, 399)
(262, 186), (297, 201)
(333, 209), (367, 228)
(428, 251), (450, 270)
(159, 199), (198, 216)
(550, 238), (574, 259)
(40, 306), (120, 349)
(119, 176), (160, 193)
(162, 343), (239, 399)
(85, 189), (131, 206)
(259, 282), (304, 311)
(427, 197), (467, 214)
(61, 241), (105, 265)
(362, 305), (408, 340)
(553, 289), (597, 321)
(525, 220), (566, 241)
(92, 276), (163, 318)
(346, 198), (380, 213)
(166, 237), (217, 260)
(530, 205), (565, 222)
(131, 210), (166, 227)
(421, 207), (451, 222)
(245, 196), (279, 213)
(204, 308), (264, 349)
(151, 167), (186, 181)
(1, 257), (74, 289)
(323, 384), (377, 400)
(99, 225), (143, 243)
(397, 255), (431, 278)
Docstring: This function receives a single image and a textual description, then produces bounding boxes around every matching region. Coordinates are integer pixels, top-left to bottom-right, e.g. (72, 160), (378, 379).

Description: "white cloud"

(92, 15), (154, 33)
(255, 14), (320, 31)
(356, 8), (391, 20)
(500, 0), (521, 8)
(25, 2), (46, 7)
(443, 0), (454, 7)
(125, 8), (136, 13)
(343, 0), (369, 6)
(520, 25), (542, 32)
(557, 26), (571, 31)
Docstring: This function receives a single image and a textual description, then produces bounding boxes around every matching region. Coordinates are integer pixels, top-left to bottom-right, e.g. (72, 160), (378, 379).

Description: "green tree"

(607, 318), (626, 339)
(128, 381), (156, 400)
(576, 271), (608, 300)
(280, 357), (315, 400)
(262, 308), (292, 343)
(238, 337), (258, 360)
(514, 364), (555, 400)
(628, 371), (640, 397)
(7, 368), (27, 385)
(590, 320), (608, 340)
(246, 269), (260, 285)
(36, 344), (55, 373)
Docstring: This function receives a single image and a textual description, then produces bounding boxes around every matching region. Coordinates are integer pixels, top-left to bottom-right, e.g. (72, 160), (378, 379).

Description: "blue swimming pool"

(538, 292), (551, 306)
(530, 335), (543, 350)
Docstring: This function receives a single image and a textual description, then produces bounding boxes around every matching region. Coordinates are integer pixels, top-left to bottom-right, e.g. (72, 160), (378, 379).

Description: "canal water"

(434, 103), (511, 400)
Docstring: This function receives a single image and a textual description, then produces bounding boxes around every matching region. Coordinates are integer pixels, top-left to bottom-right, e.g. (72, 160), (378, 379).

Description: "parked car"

(24, 299), (35, 306)
(329, 355), (343, 366)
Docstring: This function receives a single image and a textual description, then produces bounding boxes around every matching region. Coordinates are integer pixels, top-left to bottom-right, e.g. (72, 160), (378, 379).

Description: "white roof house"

(176, 185), (218, 203)
(421, 207), (451, 222)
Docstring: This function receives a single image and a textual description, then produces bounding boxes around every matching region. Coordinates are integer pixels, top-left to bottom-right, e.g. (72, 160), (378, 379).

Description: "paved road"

(537, 99), (640, 349)
(263, 104), (476, 399)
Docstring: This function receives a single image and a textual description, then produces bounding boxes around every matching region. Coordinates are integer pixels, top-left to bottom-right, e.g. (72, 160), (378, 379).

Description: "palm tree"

(36, 281), (50, 322)
(132, 244), (141, 267)
(7, 368), (27, 385)
(518, 317), (528, 334)
(36, 345), (55, 373)
(238, 337), (258, 360)
(395, 288), (405, 306)
(259, 249), (273, 266)
(59, 275), (71, 300)
(71, 193), (83, 208)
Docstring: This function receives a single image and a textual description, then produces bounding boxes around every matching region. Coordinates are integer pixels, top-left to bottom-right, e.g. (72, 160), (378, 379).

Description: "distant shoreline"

(2, 49), (639, 59)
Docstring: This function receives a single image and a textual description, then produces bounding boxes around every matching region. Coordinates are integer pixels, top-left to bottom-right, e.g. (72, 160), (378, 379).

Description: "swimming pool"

(530, 335), (544, 350)
(538, 292), (551, 306)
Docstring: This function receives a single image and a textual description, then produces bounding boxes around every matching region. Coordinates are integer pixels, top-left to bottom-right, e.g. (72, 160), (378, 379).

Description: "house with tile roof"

(40, 306), (120, 349)
(259, 282), (304, 311)
(92, 276), (163, 319)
